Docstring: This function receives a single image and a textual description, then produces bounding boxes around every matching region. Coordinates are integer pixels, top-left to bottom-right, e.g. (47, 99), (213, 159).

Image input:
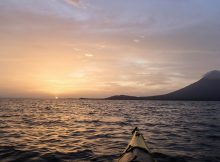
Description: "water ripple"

(0, 99), (220, 162)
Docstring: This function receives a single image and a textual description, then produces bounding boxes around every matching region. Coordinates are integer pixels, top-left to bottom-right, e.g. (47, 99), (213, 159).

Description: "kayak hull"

(118, 127), (156, 162)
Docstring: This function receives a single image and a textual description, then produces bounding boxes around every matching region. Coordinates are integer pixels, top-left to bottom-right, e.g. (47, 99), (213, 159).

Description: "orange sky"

(0, 0), (220, 98)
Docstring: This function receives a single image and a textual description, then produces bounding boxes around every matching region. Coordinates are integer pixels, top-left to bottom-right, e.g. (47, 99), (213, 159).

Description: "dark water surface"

(0, 99), (220, 162)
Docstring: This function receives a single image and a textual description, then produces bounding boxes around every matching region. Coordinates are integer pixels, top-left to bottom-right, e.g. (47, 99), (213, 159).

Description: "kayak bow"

(118, 127), (156, 162)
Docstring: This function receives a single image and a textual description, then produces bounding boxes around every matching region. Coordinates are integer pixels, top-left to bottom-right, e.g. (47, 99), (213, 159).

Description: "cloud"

(85, 53), (93, 57)
(63, 0), (84, 8)
(133, 39), (140, 43)
(1, 0), (220, 97)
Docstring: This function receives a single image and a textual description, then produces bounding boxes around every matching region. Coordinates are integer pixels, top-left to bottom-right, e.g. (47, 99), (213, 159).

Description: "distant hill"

(106, 70), (220, 101)
(106, 95), (140, 100)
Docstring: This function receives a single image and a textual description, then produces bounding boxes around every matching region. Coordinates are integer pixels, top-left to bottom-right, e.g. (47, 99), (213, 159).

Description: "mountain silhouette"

(106, 70), (220, 101)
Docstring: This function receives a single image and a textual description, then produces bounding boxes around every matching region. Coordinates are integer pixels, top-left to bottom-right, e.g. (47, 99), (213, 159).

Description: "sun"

(55, 96), (59, 99)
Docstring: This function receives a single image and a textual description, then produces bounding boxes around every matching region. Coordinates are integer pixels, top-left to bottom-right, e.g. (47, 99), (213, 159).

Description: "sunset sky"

(0, 0), (220, 98)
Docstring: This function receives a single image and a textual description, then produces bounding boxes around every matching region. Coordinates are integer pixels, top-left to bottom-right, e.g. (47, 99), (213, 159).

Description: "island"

(106, 70), (220, 101)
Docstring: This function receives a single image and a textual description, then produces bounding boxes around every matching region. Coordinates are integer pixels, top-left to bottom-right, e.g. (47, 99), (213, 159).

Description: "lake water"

(0, 99), (219, 162)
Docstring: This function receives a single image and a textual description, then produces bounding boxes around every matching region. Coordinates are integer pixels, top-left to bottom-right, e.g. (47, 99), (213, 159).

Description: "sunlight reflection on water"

(0, 99), (220, 162)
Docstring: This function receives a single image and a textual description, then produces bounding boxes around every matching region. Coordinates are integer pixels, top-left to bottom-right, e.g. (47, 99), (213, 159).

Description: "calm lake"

(0, 99), (219, 162)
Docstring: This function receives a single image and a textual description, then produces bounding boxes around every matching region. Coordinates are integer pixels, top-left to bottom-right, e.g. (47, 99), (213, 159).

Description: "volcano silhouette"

(107, 70), (220, 101)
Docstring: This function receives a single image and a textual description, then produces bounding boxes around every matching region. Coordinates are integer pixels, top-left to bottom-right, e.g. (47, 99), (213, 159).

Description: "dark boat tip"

(132, 127), (139, 134)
